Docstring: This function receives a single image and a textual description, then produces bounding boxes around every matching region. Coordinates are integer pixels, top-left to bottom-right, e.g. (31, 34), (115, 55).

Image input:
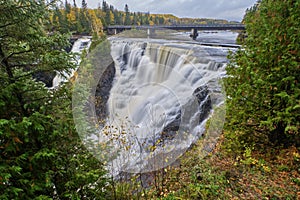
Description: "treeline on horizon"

(50, 0), (238, 36)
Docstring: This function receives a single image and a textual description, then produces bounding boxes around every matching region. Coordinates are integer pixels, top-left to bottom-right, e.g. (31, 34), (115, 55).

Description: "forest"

(50, 0), (235, 36)
(0, 0), (299, 199)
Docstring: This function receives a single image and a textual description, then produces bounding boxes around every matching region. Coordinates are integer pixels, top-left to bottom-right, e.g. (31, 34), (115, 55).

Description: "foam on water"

(97, 38), (227, 175)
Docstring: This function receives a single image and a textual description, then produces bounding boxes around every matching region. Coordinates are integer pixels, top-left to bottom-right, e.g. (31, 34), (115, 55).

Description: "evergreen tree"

(225, 0), (300, 145)
(144, 12), (150, 25)
(133, 12), (138, 25)
(158, 16), (165, 25)
(124, 4), (131, 25)
(154, 16), (159, 25)
(54, 5), (69, 33)
(137, 12), (143, 25)
(105, 9), (111, 25)
(73, 0), (77, 7)
(82, 0), (88, 10)
(109, 5), (114, 12)
(71, 0), (83, 33)
(102, 0), (108, 13)
(113, 9), (122, 25)
(79, 0), (91, 33)
(65, 0), (71, 14)
(0, 0), (109, 198)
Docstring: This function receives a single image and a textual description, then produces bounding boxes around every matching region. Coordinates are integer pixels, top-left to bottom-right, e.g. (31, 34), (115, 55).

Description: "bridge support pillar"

(190, 28), (198, 40)
(108, 28), (118, 35)
(147, 28), (156, 38)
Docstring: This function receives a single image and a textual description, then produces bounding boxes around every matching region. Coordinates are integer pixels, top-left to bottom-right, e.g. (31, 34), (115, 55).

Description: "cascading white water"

(98, 37), (229, 175)
(52, 37), (91, 88)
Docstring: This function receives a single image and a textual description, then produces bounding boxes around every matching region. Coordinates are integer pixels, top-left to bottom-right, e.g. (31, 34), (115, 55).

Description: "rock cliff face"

(95, 62), (116, 120)
(159, 85), (212, 145)
(193, 85), (212, 123)
(33, 71), (56, 87)
(163, 86), (212, 133)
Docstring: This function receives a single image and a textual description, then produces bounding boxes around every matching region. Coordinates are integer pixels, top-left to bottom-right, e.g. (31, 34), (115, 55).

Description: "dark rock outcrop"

(162, 85), (211, 136)
(95, 62), (116, 119)
(33, 71), (56, 87)
(193, 85), (212, 123)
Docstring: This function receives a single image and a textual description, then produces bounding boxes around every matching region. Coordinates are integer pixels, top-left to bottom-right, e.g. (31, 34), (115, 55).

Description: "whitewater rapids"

(94, 37), (230, 175)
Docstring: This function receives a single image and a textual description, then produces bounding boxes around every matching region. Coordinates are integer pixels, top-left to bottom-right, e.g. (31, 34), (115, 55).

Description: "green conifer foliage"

(0, 1), (109, 198)
(225, 0), (300, 144)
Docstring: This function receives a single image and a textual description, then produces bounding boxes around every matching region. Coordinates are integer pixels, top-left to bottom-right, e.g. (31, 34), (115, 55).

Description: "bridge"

(105, 24), (245, 40)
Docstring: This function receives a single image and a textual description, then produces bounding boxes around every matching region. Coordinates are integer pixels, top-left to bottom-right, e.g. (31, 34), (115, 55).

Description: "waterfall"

(51, 37), (91, 88)
(97, 38), (227, 175)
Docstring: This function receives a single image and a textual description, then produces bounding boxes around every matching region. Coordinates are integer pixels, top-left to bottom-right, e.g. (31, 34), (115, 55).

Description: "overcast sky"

(75, 0), (258, 22)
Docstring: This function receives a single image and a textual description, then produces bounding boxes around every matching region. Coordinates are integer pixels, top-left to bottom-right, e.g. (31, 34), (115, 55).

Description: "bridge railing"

(105, 24), (245, 40)
(106, 24), (245, 30)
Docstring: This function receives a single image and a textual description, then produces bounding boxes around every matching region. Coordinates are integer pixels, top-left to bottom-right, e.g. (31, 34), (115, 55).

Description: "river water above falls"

(76, 30), (238, 176)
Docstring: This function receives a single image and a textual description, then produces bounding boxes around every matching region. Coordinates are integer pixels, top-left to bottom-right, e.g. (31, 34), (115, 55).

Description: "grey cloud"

(76, 0), (257, 21)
